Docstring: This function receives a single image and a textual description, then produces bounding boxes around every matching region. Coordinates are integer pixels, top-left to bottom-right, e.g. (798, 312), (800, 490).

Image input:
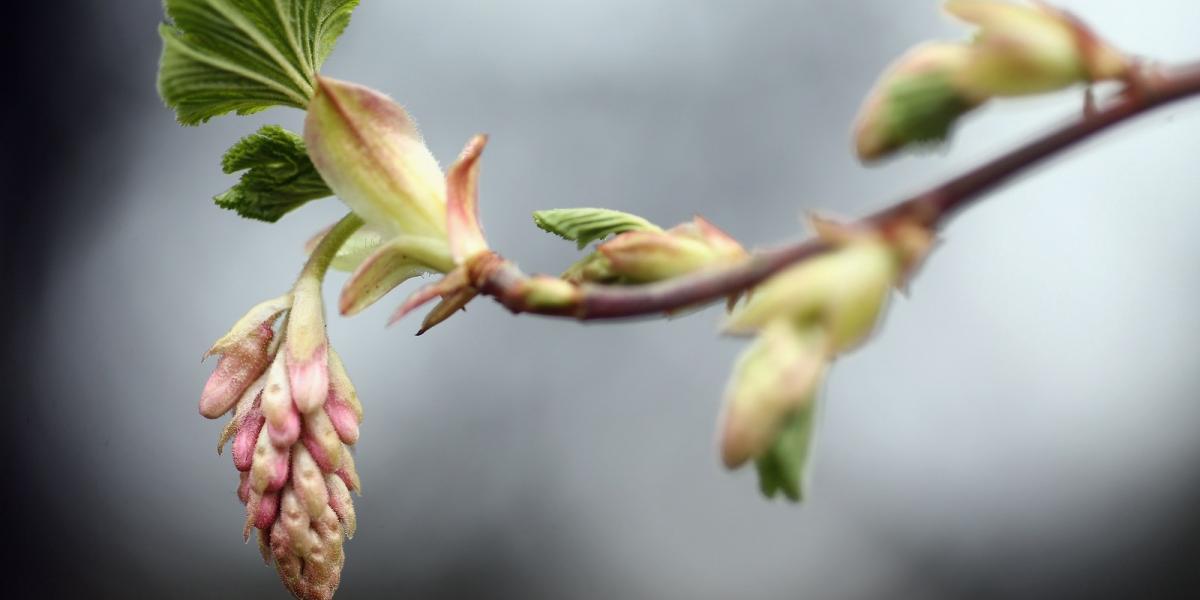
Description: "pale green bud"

(304, 77), (448, 240)
(724, 242), (898, 353)
(596, 216), (747, 283)
(719, 321), (826, 469)
(946, 0), (1130, 97)
(854, 42), (984, 162)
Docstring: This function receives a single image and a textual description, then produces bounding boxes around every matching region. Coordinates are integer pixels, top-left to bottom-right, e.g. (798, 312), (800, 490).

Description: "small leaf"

(214, 125), (332, 222)
(158, 0), (360, 125)
(754, 402), (818, 502)
(533, 208), (662, 250)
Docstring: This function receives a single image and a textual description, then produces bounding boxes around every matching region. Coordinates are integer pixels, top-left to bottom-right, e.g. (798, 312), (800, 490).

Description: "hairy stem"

(300, 212), (364, 283)
(477, 60), (1200, 320)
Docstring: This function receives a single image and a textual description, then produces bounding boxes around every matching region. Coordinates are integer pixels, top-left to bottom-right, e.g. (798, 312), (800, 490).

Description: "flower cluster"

(854, 0), (1132, 161)
(202, 217), (363, 600)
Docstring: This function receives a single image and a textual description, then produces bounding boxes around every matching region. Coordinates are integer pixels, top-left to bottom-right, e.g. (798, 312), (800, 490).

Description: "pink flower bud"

(232, 399), (265, 472)
(287, 275), (330, 415)
(200, 294), (291, 419)
(335, 448), (362, 494)
(302, 410), (344, 473)
(292, 445), (331, 519)
(325, 473), (357, 539)
(251, 427), (291, 493)
(254, 491), (280, 531)
(261, 354), (302, 447)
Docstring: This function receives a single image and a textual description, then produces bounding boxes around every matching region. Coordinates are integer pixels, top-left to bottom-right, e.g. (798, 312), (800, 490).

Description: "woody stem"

(477, 60), (1200, 320)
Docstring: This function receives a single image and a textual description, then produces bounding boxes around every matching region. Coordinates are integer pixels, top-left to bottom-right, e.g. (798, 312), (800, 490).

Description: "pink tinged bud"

(200, 294), (290, 419)
(270, 521), (302, 581)
(597, 217), (745, 284)
(233, 399), (265, 472)
(251, 426), (291, 493)
(217, 374), (267, 454)
(237, 471), (252, 504)
(304, 77), (448, 238)
(255, 491), (280, 531)
(446, 134), (490, 264)
(200, 322), (274, 419)
(304, 508), (346, 592)
(261, 354), (302, 447)
(279, 487), (319, 557)
(292, 445), (331, 519)
(599, 232), (712, 282)
(325, 473), (357, 539)
(336, 447), (362, 494)
(287, 276), (329, 414)
(302, 409), (344, 472)
(338, 234), (453, 317)
(680, 216), (748, 259)
(203, 294), (292, 362)
(719, 322), (826, 469)
(328, 350), (363, 422)
(325, 392), (360, 446)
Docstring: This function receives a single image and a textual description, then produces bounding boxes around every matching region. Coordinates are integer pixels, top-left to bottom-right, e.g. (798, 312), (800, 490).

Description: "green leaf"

(532, 208), (662, 250)
(158, 0), (360, 125)
(754, 400), (818, 502)
(214, 125), (332, 222)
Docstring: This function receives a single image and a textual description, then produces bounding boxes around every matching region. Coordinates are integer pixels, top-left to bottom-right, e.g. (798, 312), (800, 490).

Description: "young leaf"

(158, 0), (360, 125)
(754, 402), (818, 502)
(214, 126), (332, 222)
(532, 208), (662, 250)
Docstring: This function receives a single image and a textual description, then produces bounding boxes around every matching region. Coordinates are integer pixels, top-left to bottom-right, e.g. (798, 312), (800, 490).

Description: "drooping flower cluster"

(854, 0), (1132, 161)
(202, 217), (363, 600)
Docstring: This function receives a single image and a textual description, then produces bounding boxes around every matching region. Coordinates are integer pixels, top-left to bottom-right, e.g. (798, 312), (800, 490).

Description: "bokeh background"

(5, 1), (1200, 598)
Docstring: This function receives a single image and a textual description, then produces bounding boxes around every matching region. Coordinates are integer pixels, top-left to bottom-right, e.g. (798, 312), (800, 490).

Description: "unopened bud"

(200, 295), (291, 418)
(302, 409), (345, 473)
(305, 77), (448, 239)
(597, 216), (746, 283)
(262, 354), (301, 447)
(291, 445), (331, 519)
(251, 426), (291, 493)
(854, 42), (984, 162)
(725, 242), (898, 353)
(945, 0), (1131, 97)
(720, 321), (826, 469)
(288, 275), (329, 414)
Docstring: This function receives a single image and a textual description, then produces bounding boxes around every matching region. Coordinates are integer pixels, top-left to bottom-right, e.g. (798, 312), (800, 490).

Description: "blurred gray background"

(5, 1), (1200, 598)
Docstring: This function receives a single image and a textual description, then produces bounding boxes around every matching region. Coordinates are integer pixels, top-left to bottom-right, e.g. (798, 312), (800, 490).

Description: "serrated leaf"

(754, 400), (818, 502)
(214, 125), (332, 222)
(158, 0), (360, 125)
(532, 208), (662, 250)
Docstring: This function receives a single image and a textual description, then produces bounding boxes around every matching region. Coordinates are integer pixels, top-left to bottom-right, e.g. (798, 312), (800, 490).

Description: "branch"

(477, 61), (1200, 320)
